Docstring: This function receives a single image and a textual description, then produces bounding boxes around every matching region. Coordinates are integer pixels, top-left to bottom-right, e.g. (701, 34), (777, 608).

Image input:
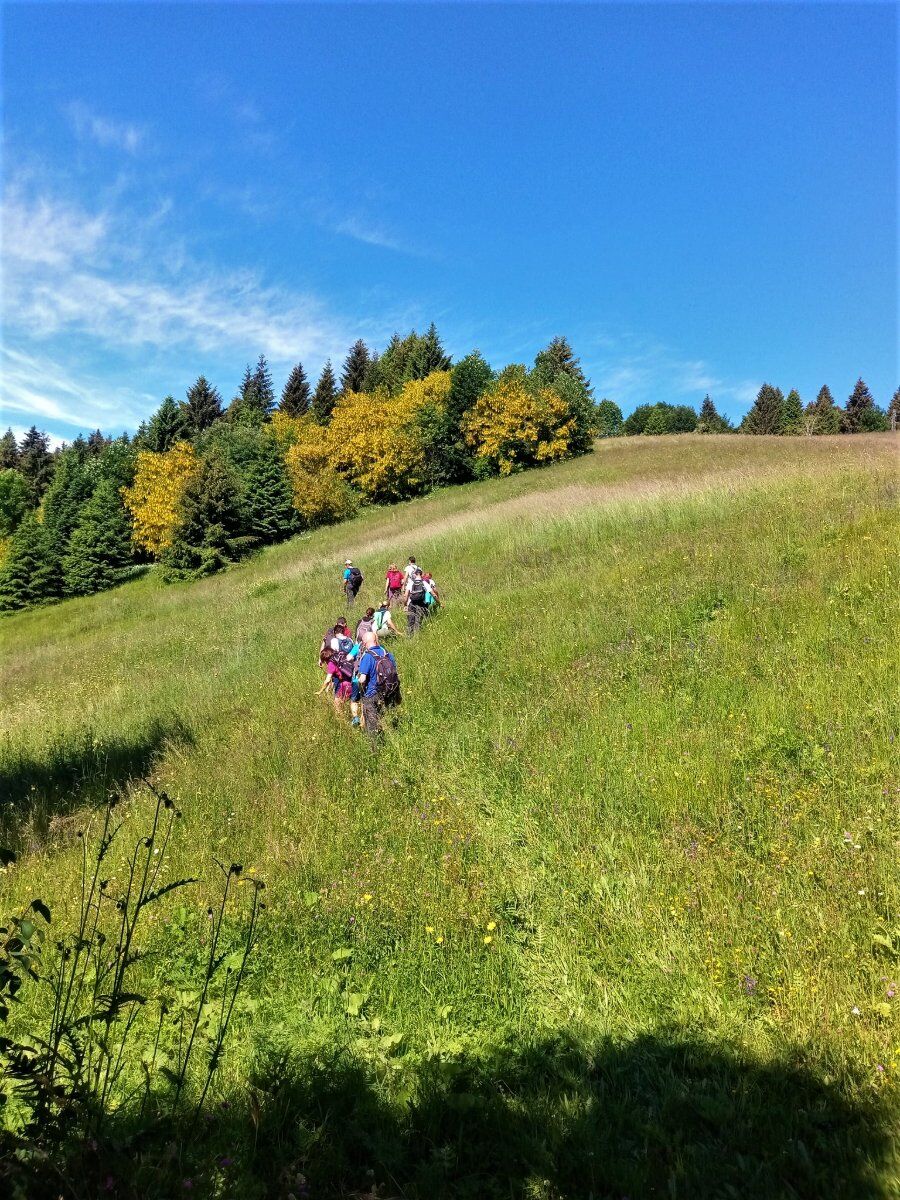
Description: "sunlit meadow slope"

(1, 434), (898, 1198)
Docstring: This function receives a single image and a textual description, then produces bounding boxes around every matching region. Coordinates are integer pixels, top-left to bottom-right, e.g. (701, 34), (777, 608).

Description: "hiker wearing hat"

(342, 559), (363, 606)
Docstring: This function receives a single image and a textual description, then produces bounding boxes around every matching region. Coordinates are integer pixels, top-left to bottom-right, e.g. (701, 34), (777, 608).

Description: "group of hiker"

(318, 556), (443, 740)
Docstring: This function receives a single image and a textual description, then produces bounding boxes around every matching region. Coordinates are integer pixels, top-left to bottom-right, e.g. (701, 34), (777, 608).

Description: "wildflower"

(483, 935), (493, 945)
(425, 925), (435, 934)
(436, 935), (444, 944)
(742, 975), (758, 996)
(887, 983), (896, 999)
(361, 893), (373, 904)
(851, 1006), (861, 1016)
(486, 921), (496, 931)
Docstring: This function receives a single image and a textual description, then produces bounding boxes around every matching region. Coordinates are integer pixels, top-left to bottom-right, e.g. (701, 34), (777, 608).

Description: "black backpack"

(369, 648), (401, 705)
(348, 566), (363, 587)
(408, 579), (426, 607)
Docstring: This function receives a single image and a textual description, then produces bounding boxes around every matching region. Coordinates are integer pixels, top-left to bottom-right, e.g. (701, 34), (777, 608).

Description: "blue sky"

(1, 2), (896, 445)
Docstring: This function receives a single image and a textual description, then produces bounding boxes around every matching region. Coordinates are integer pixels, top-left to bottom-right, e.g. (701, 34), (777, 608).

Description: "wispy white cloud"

(2, 182), (373, 362)
(332, 214), (410, 254)
(0, 178), (401, 432)
(583, 329), (759, 415)
(66, 101), (146, 154)
(1, 346), (149, 432)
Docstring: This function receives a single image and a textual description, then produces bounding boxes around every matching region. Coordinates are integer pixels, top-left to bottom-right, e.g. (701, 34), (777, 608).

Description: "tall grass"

(1, 434), (897, 1197)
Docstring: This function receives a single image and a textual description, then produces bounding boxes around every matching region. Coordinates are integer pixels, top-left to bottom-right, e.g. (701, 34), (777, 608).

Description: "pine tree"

(279, 362), (311, 416)
(18, 426), (55, 504)
(240, 440), (296, 543)
(144, 396), (189, 452)
(340, 340), (371, 394)
(0, 428), (20, 469)
(842, 377), (875, 433)
(781, 389), (803, 434)
(183, 376), (224, 434)
(62, 479), (134, 597)
(312, 360), (338, 423)
(696, 394), (730, 433)
(0, 513), (59, 610)
(741, 384), (785, 434)
(161, 452), (243, 580)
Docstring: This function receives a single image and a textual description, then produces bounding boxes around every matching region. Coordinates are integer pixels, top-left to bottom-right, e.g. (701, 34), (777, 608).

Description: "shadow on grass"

(0, 715), (192, 839)
(9, 1030), (890, 1198)
(190, 1031), (885, 1200)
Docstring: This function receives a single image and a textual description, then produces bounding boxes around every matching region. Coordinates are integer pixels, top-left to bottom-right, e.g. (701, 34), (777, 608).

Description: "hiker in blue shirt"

(342, 560), (363, 605)
(355, 632), (401, 740)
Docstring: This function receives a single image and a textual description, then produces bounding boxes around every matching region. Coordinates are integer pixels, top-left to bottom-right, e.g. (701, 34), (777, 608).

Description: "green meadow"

(1, 433), (898, 1198)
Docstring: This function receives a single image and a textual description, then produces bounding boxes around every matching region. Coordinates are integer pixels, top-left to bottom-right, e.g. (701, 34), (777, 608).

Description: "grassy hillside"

(2, 433), (898, 1198)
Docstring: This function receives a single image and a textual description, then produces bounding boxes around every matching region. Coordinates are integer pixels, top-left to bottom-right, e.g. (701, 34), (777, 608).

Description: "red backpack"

(387, 569), (403, 590)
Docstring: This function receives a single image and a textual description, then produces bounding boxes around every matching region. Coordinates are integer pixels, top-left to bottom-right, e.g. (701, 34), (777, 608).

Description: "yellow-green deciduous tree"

(463, 370), (575, 476)
(326, 371), (451, 501)
(280, 418), (358, 528)
(121, 442), (199, 556)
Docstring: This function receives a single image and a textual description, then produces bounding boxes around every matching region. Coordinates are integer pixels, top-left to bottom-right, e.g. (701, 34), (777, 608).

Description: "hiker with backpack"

(315, 646), (354, 711)
(405, 570), (428, 635)
(355, 631), (401, 741)
(385, 563), (404, 607)
(373, 602), (401, 639)
(422, 573), (441, 614)
(356, 607), (377, 641)
(342, 560), (363, 606)
(403, 557), (419, 595)
(320, 617), (351, 664)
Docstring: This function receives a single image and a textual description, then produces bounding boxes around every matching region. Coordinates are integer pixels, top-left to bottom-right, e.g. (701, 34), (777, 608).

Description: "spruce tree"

(312, 360), (338, 423)
(534, 336), (593, 395)
(842, 377), (875, 433)
(279, 362), (311, 416)
(62, 479), (134, 597)
(340, 340), (371, 394)
(888, 388), (900, 429)
(697, 394), (729, 433)
(252, 354), (275, 417)
(183, 376), (224, 434)
(741, 384), (785, 434)
(144, 396), (189, 451)
(240, 439), (296, 543)
(409, 323), (452, 379)
(41, 452), (95, 569)
(0, 428), (19, 469)
(781, 389), (803, 434)
(227, 359), (273, 424)
(86, 429), (109, 456)
(18, 426), (55, 504)
(805, 385), (841, 435)
(161, 452), (243, 580)
(0, 513), (59, 610)
(0, 469), (29, 536)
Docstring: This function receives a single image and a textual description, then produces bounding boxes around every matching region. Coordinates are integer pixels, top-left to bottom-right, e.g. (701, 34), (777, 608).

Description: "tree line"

(0, 330), (895, 614)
